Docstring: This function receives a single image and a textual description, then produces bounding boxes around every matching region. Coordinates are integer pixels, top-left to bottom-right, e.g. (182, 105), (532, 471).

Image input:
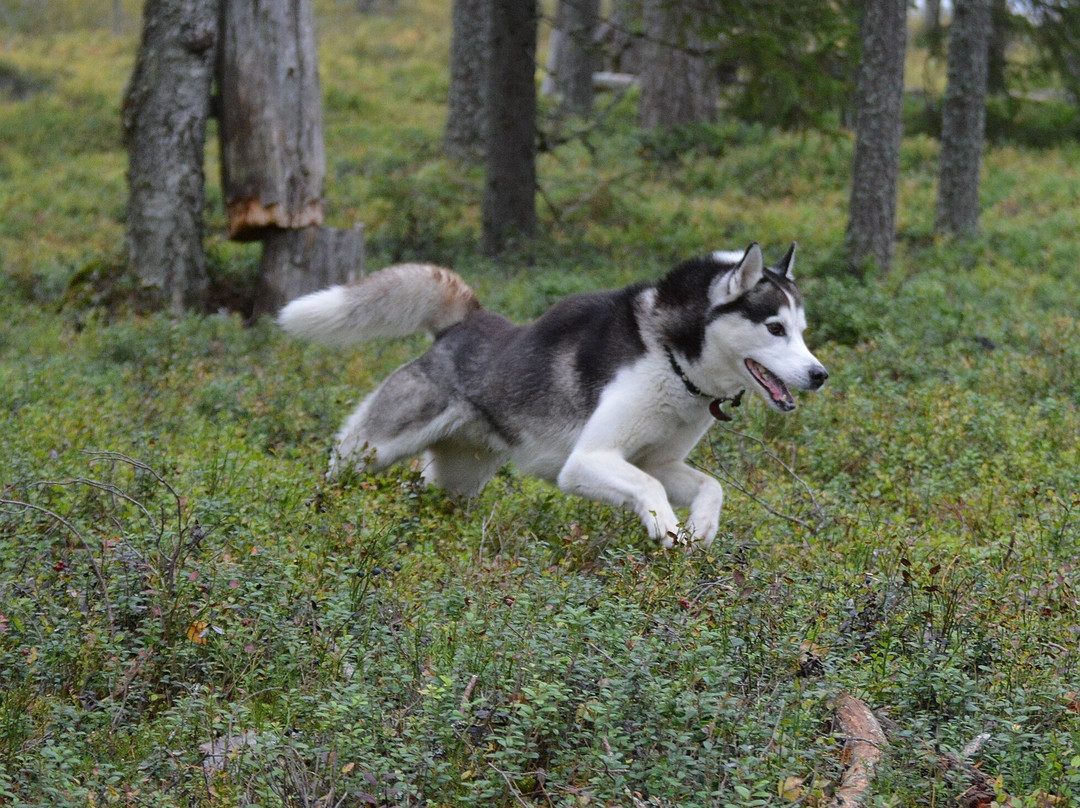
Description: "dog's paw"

(687, 512), (720, 548)
(665, 526), (699, 550)
(643, 507), (680, 547)
(653, 517), (706, 550)
(325, 453), (341, 479)
(327, 442), (378, 482)
(661, 524), (716, 551)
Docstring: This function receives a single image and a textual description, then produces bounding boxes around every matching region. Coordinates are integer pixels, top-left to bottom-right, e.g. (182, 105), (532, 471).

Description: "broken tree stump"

(217, 0), (325, 241)
(252, 223), (364, 317)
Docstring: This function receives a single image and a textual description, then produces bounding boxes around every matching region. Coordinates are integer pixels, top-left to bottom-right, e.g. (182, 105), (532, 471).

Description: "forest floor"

(1, 1), (1079, 806)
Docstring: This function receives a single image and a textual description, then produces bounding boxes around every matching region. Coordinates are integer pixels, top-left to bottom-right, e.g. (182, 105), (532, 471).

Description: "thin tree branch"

(700, 425), (828, 532)
(0, 498), (115, 635)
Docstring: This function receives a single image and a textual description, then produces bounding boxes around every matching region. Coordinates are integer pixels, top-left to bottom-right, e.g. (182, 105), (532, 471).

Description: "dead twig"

(961, 732), (991, 760)
(487, 763), (536, 808)
(0, 497), (116, 636)
(459, 673), (479, 712)
(693, 459), (819, 533)
(702, 426), (828, 533)
(932, 733), (997, 808)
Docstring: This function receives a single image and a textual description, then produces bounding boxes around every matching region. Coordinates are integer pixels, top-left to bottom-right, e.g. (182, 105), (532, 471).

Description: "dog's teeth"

(746, 358), (796, 408)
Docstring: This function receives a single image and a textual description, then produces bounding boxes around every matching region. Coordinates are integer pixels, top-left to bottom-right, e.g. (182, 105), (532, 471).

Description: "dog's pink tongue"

(747, 358), (796, 410)
(764, 375), (791, 404)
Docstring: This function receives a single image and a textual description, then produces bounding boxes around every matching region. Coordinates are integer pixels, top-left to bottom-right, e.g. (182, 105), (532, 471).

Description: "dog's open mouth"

(745, 358), (796, 411)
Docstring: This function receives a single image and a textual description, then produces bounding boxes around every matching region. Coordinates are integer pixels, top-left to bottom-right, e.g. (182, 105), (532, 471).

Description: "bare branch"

(0, 497), (115, 635)
(460, 673), (480, 712)
(701, 425), (828, 532)
(487, 763), (536, 808)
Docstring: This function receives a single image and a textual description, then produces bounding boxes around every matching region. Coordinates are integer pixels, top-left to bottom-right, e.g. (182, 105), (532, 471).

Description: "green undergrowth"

(2, 1), (1080, 806)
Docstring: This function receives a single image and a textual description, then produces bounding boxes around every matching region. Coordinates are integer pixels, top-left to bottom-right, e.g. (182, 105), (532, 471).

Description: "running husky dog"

(278, 243), (827, 547)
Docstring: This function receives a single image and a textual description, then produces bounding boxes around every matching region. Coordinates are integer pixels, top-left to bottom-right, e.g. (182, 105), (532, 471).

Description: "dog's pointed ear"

(776, 242), (797, 279)
(710, 242), (763, 304)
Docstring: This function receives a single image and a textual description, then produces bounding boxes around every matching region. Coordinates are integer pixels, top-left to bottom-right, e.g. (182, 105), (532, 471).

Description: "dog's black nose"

(808, 366), (829, 389)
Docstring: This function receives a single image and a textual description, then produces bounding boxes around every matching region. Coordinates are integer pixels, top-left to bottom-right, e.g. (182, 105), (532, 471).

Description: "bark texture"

(827, 694), (888, 808)
(987, 0), (1010, 95)
(844, 0), (907, 276)
(254, 225), (364, 316)
(923, 0), (943, 43)
(122, 0), (218, 313)
(444, 0), (491, 161)
(607, 0), (642, 74)
(936, 0), (991, 235)
(556, 0), (599, 116)
(217, 0), (325, 241)
(482, 0), (537, 255)
(638, 0), (716, 130)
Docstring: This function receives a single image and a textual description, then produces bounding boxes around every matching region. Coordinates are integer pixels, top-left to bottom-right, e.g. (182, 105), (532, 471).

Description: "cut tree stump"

(217, 0), (326, 241)
(253, 224), (364, 317)
(827, 693), (887, 808)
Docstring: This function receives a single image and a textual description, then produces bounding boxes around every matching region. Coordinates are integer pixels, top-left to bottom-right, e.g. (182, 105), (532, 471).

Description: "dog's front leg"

(646, 462), (724, 547)
(558, 450), (680, 546)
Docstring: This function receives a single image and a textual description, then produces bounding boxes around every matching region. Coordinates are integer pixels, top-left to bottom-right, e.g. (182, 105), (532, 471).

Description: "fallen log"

(826, 693), (887, 808)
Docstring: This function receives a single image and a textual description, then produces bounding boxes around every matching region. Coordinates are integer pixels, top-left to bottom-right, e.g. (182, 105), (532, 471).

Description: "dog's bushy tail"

(277, 263), (480, 346)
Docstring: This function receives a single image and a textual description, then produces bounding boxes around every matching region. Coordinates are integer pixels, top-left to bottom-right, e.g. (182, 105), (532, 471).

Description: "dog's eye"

(766, 322), (786, 337)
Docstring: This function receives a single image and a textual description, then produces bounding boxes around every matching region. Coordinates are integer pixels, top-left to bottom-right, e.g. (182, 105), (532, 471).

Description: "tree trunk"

(844, 0), (907, 276)
(922, 0), (943, 52)
(987, 0), (1010, 96)
(482, 0), (537, 255)
(936, 0), (991, 235)
(923, 0), (941, 31)
(556, 0), (599, 116)
(638, 0), (716, 130)
(217, 0), (325, 241)
(122, 0), (218, 313)
(444, 0), (491, 161)
(541, 9), (564, 98)
(608, 0), (641, 74)
(253, 224), (364, 316)
(1028, 1), (1080, 102)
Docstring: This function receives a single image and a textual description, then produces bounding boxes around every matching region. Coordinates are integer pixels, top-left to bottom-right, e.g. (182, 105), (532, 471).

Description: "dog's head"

(657, 243), (828, 411)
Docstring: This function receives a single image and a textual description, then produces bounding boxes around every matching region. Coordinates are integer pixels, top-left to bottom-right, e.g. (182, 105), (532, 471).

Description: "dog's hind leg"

(644, 461), (724, 547)
(422, 438), (504, 498)
(329, 362), (469, 478)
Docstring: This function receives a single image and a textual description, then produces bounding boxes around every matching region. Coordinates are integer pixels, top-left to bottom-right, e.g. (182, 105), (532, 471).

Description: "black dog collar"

(665, 347), (704, 397)
(664, 347), (745, 421)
